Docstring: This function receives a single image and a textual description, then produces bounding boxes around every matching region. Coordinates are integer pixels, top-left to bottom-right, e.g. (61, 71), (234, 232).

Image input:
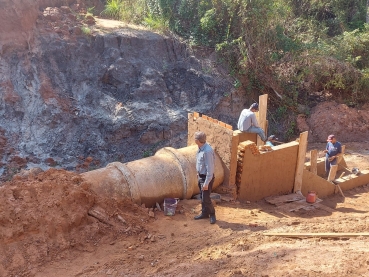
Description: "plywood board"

(256, 94), (268, 146)
(265, 193), (305, 206)
(337, 145), (346, 163)
(293, 131), (308, 192)
(327, 164), (338, 181)
(278, 198), (323, 212)
(310, 149), (317, 174)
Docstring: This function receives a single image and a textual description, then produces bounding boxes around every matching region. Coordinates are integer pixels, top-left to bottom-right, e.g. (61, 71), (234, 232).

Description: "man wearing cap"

(194, 131), (216, 224)
(265, 135), (278, 147)
(237, 103), (267, 141)
(323, 134), (342, 175)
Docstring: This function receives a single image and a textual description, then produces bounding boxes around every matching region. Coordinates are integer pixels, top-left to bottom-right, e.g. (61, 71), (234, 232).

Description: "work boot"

(194, 213), (209, 220)
(210, 214), (216, 224)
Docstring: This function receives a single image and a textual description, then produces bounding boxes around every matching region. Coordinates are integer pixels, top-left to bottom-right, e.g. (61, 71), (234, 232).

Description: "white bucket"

(163, 198), (178, 216)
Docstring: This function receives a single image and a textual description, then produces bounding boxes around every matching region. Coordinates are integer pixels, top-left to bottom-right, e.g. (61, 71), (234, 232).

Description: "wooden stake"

(264, 233), (369, 238)
(293, 131), (308, 193)
(310, 149), (317, 175)
(327, 164), (338, 182)
(256, 94), (268, 146)
(337, 145), (346, 164)
(334, 182), (345, 197)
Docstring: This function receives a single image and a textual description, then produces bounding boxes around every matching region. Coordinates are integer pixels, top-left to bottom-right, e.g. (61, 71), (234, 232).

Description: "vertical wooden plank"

(256, 94), (268, 146)
(265, 120), (268, 140)
(293, 131), (308, 192)
(327, 164), (338, 182)
(337, 145), (345, 164)
(310, 149), (318, 175)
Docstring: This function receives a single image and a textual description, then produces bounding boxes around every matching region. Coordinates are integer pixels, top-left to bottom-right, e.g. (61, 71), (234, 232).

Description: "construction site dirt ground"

(1, 141), (369, 277)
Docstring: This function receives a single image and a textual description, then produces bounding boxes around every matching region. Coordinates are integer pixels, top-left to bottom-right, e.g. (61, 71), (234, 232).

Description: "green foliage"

(143, 13), (168, 30)
(81, 26), (92, 36)
(142, 142), (160, 158)
(100, 0), (369, 108)
(87, 6), (96, 15)
(102, 0), (123, 19)
(285, 120), (297, 140)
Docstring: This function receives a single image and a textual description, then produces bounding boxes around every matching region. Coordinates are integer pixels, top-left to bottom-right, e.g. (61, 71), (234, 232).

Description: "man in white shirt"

(237, 103), (267, 141)
(194, 131), (216, 224)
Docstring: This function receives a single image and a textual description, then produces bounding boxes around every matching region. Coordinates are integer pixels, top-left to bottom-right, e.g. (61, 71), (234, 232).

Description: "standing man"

(237, 103), (267, 141)
(194, 131), (216, 224)
(323, 134), (342, 175)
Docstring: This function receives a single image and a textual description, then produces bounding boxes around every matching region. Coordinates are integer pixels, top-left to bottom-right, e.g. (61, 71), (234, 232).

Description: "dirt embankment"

(297, 101), (369, 142)
(0, 169), (152, 277)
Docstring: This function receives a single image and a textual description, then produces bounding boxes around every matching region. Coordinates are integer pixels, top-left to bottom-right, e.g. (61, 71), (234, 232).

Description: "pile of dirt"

(0, 168), (151, 277)
(297, 101), (369, 142)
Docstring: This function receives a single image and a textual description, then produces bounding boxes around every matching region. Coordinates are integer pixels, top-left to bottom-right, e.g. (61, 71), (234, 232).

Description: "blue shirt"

(196, 143), (215, 186)
(326, 141), (342, 158)
(265, 141), (274, 147)
(237, 109), (260, 131)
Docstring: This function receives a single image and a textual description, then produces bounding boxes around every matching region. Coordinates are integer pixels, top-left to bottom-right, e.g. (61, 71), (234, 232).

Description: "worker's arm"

(250, 113), (260, 128)
(202, 151), (214, 190)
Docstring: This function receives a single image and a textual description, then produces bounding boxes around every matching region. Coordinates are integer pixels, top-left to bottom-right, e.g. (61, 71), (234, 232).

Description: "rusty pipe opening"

(81, 145), (224, 207)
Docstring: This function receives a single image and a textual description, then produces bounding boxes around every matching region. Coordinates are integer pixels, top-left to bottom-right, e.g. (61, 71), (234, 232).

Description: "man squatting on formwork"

(265, 135), (278, 147)
(323, 134), (342, 176)
(237, 103), (267, 142)
(194, 131), (216, 224)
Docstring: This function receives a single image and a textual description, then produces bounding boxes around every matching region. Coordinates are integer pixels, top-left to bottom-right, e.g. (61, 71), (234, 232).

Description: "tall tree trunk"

(367, 0), (369, 23)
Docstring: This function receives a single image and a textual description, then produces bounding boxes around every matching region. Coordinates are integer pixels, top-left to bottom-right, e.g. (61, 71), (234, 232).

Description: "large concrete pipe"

(81, 145), (224, 207)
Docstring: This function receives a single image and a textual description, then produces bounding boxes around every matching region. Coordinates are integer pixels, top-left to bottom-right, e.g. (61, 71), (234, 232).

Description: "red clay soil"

(297, 101), (369, 143)
(0, 169), (151, 277)
(1, 143), (369, 277)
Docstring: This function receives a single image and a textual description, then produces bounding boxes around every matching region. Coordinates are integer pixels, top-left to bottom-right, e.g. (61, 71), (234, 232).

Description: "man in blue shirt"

(194, 131), (216, 224)
(323, 134), (342, 175)
(265, 135), (278, 147)
(237, 103), (267, 141)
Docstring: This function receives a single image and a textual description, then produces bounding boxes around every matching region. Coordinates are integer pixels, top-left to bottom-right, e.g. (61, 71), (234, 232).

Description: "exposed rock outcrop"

(0, 1), (234, 180)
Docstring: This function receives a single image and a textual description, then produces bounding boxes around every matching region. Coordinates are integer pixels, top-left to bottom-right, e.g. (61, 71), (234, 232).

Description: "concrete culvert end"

(81, 145), (224, 207)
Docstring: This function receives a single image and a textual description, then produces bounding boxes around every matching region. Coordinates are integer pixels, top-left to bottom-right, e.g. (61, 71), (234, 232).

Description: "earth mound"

(0, 168), (151, 277)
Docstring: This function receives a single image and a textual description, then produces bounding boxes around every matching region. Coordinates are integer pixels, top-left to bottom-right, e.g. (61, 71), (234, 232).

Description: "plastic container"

(306, 191), (317, 204)
(163, 198), (178, 216)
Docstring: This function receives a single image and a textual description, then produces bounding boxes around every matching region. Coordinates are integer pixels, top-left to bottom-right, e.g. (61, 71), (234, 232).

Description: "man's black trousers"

(198, 174), (215, 216)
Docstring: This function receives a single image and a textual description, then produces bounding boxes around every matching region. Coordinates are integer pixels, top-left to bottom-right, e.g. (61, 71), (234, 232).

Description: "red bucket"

(306, 191), (317, 203)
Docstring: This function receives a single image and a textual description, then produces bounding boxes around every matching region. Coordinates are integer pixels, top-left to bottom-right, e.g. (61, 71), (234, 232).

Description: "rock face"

(0, 1), (234, 180)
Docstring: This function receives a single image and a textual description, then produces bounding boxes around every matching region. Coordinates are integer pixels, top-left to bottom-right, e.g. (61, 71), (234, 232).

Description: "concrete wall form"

(187, 113), (259, 195)
(237, 141), (299, 201)
(235, 137), (369, 201)
(301, 168), (369, 198)
(187, 113), (235, 193)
